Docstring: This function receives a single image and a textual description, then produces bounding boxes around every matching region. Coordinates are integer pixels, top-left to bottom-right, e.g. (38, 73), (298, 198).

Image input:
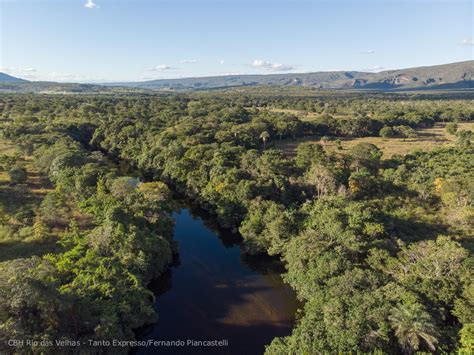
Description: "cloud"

(139, 73), (189, 81)
(1, 67), (36, 74)
(360, 66), (385, 73)
(84, 0), (98, 9)
(360, 49), (375, 54)
(139, 75), (163, 81)
(220, 72), (244, 76)
(0, 67), (108, 82)
(47, 72), (85, 81)
(46, 72), (105, 83)
(251, 59), (294, 72)
(146, 64), (175, 71)
(219, 59), (225, 65)
(180, 59), (197, 64)
(459, 38), (474, 46)
(48, 72), (75, 79)
(0, 67), (38, 80)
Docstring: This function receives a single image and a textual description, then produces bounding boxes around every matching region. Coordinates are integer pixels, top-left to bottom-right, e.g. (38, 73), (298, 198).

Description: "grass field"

(0, 136), (99, 262)
(0, 138), (60, 261)
(273, 122), (474, 158)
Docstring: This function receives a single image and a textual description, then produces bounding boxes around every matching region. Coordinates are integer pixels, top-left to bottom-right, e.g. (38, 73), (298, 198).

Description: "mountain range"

(0, 72), (28, 83)
(1, 60), (473, 93)
(112, 60), (474, 91)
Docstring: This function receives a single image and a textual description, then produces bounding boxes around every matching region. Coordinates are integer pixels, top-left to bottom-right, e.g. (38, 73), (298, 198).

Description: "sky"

(0, 0), (473, 82)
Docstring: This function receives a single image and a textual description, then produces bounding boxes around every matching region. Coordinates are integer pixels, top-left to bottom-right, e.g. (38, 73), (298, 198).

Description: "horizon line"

(2, 59), (472, 85)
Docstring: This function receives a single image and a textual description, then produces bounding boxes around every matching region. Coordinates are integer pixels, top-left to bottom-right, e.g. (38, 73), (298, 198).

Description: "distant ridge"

(0, 61), (472, 93)
(108, 60), (474, 91)
(0, 72), (28, 83)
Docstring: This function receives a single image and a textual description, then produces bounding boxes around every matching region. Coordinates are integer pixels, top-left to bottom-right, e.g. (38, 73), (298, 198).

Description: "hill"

(341, 60), (474, 90)
(0, 72), (28, 83)
(109, 61), (473, 91)
(0, 81), (149, 94)
(0, 61), (472, 93)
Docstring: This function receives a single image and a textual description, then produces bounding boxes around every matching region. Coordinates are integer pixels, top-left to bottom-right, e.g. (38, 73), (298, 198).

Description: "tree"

(239, 199), (294, 255)
(33, 218), (48, 240)
(389, 302), (438, 354)
(8, 165), (27, 185)
(306, 163), (336, 198)
(275, 119), (290, 140)
(260, 131), (270, 149)
(348, 169), (375, 197)
(379, 126), (395, 138)
(446, 122), (458, 135)
(389, 236), (468, 304)
(295, 142), (326, 170)
(272, 269), (393, 353)
(109, 176), (140, 197)
(396, 125), (417, 139)
(379, 126), (416, 139)
(350, 143), (382, 172)
(457, 324), (474, 353)
(286, 115), (303, 139)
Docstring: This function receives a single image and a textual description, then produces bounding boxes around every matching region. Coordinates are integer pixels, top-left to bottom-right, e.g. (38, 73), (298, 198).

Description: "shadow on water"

(175, 198), (244, 248)
(134, 207), (299, 355)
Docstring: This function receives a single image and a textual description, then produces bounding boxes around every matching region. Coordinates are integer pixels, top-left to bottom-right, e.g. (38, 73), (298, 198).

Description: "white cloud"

(46, 72), (105, 83)
(251, 59), (294, 72)
(0, 67), (38, 80)
(225, 72), (244, 76)
(180, 59), (197, 64)
(360, 49), (375, 54)
(219, 59), (225, 65)
(48, 72), (75, 79)
(0, 67), (109, 82)
(139, 73), (190, 81)
(360, 66), (385, 73)
(147, 64), (175, 71)
(139, 75), (163, 81)
(84, 0), (98, 9)
(459, 38), (474, 46)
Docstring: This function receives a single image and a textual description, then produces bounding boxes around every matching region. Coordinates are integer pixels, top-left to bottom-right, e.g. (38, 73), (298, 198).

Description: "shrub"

(380, 126), (396, 138)
(8, 165), (27, 185)
(446, 122), (458, 135)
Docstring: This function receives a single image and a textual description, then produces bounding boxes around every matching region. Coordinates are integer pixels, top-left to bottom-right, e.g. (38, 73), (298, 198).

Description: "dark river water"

(136, 207), (299, 355)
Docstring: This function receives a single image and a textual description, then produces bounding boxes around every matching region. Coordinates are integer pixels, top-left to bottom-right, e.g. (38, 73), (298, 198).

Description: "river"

(136, 207), (299, 355)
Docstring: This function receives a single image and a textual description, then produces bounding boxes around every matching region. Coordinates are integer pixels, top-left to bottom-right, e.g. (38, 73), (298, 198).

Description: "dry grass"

(0, 140), (18, 184)
(0, 138), (54, 195)
(0, 138), (58, 261)
(0, 136), (98, 262)
(0, 140), (17, 156)
(273, 122), (474, 158)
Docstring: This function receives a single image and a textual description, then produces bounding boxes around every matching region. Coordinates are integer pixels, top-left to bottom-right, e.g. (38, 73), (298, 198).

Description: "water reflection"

(135, 208), (299, 355)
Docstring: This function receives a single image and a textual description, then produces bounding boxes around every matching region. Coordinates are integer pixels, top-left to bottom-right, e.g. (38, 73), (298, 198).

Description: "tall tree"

(260, 131), (270, 149)
(389, 302), (438, 354)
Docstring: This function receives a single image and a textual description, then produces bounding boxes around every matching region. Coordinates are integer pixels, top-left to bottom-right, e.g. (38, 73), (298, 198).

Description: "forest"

(0, 89), (472, 354)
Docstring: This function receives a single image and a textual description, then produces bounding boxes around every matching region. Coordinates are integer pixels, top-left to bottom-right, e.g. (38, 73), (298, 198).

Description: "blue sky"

(0, 0), (472, 82)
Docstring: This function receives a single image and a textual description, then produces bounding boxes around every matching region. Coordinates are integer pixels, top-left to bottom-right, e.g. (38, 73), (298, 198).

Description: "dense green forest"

(0, 90), (472, 353)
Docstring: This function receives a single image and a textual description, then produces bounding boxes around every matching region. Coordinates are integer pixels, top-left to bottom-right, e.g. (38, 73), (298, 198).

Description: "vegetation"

(0, 89), (472, 353)
(0, 107), (175, 352)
